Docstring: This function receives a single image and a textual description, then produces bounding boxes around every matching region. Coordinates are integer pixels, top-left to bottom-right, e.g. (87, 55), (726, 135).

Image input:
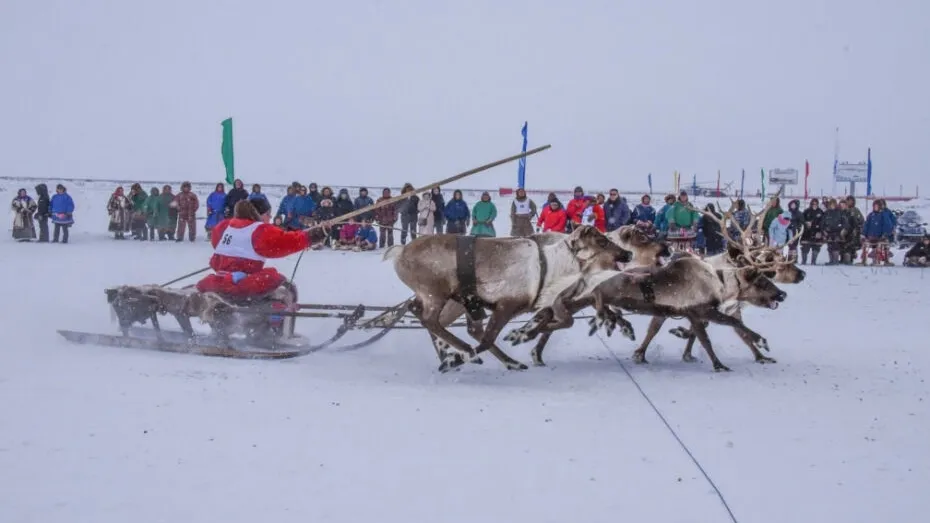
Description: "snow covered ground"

(1, 180), (928, 523)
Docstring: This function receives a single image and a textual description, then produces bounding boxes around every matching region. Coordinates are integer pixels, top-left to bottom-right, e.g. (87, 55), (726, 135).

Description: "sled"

(54, 282), (481, 360)
(665, 230), (697, 253)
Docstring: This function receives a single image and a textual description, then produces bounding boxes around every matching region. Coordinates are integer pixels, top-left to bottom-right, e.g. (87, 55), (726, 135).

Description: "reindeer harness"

(455, 236), (548, 319)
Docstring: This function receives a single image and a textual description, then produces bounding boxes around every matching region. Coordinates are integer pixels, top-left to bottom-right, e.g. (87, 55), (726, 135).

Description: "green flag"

(221, 118), (235, 184)
(760, 168), (766, 200)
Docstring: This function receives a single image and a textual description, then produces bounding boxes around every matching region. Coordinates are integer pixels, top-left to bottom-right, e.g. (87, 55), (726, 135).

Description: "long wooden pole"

(162, 144), (553, 286)
(319, 144), (552, 227)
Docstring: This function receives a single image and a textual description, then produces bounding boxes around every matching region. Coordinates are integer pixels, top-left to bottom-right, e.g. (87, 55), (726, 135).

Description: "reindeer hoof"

(438, 354), (464, 373)
(682, 353), (697, 363)
(632, 351), (648, 364)
(669, 327), (691, 339)
(507, 361), (529, 371)
(755, 356), (777, 364)
(753, 337), (770, 353)
(713, 363), (732, 372)
(619, 322), (635, 341)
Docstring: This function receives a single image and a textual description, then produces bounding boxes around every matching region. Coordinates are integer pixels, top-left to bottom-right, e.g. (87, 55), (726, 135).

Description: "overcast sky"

(2, 0), (927, 195)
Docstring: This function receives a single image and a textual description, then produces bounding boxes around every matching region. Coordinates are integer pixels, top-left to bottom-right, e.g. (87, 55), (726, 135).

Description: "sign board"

(768, 168), (799, 185)
(834, 162), (868, 182)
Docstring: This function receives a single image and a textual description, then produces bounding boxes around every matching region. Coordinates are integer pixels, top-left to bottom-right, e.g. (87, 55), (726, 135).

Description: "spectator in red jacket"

(565, 186), (587, 229)
(579, 196), (606, 232)
(537, 199), (568, 232)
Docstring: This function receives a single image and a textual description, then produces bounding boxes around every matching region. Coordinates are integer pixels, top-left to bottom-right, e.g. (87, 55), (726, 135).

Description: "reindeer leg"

(681, 321), (708, 362)
(412, 296), (481, 372)
(150, 313), (163, 341)
(465, 314), (527, 371)
(688, 317), (731, 372)
(530, 331), (553, 367)
(503, 308), (553, 346)
(632, 316), (667, 364)
(701, 308), (770, 355)
(467, 302), (527, 370)
(725, 308), (776, 363)
(734, 327), (777, 363)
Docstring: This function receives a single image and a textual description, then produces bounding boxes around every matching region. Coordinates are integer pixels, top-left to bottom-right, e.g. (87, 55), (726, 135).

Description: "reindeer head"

(732, 268), (788, 310)
(569, 225), (632, 270)
(703, 190), (806, 284)
(608, 225), (670, 265)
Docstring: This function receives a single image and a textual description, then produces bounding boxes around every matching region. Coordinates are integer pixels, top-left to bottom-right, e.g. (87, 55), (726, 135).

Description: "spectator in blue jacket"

(248, 184), (268, 204)
(276, 185), (298, 229)
(444, 190), (470, 234)
(354, 187), (375, 222)
(878, 199), (897, 236)
(863, 201), (894, 240)
(291, 185), (317, 229)
(653, 194), (676, 234)
(603, 189), (631, 232)
(355, 218), (378, 250)
(205, 183), (226, 236)
(631, 195), (655, 225)
(49, 183), (75, 243)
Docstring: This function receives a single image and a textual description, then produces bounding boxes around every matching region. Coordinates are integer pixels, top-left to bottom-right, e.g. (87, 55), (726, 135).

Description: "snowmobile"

(895, 210), (927, 249)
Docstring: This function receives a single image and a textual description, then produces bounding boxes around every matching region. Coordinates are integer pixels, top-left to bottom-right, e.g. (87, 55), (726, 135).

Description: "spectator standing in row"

(50, 184), (75, 243)
(129, 183), (148, 239)
(107, 186), (132, 239)
(431, 187), (445, 234)
(800, 198), (824, 265)
(417, 191), (436, 235)
(249, 184), (268, 205)
(654, 194), (676, 235)
(537, 198), (567, 232)
(174, 181), (200, 242)
(143, 187), (164, 241)
(157, 185), (178, 240)
(34, 183), (51, 242)
(470, 192), (497, 237)
(565, 186), (586, 231)
(603, 189), (630, 232)
(354, 187), (374, 222)
(11, 188), (38, 241)
(206, 183), (226, 238)
(224, 179), (248, 217)
(444, 190), (469, 234)
(397, 183), (418, 244)
(374, 187), (397, 247)
(631, 195), (655, 225)
(509, 188), (537, 237)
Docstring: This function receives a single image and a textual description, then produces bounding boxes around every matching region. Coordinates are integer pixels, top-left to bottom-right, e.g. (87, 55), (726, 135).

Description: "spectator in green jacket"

(666, 190), (700, 231)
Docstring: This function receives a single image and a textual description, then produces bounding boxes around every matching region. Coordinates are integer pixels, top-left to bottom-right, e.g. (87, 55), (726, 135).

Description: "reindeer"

(383, 226), (632, 372)
(502, 224), (671, 366)
(639, 197), (805, 366)
(505, 248), (787, 371)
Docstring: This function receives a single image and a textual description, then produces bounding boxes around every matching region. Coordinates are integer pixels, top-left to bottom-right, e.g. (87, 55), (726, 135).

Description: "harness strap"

(528, 236), (548, 309)
(455, 235), (485, 319)
(638, 279), (656, 303)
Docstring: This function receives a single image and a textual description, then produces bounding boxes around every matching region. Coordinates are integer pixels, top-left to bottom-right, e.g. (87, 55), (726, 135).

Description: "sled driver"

(196, 198), (330, 298)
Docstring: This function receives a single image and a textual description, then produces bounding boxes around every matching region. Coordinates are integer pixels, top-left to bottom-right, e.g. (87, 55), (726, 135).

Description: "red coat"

(537, 206), (567, 232)
(196, 218), (311, 297)
(565, 197), (587, 224)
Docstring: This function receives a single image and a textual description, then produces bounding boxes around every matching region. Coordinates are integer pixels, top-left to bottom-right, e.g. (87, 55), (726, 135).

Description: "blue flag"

(740, 168), (745, 198)
(866, 147), (872, 196)
(517, 121), (528, 188)
(647, 173), (653, 194)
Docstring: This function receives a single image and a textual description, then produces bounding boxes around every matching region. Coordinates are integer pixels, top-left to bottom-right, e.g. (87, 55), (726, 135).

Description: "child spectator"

(355, 218), (378, 251)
